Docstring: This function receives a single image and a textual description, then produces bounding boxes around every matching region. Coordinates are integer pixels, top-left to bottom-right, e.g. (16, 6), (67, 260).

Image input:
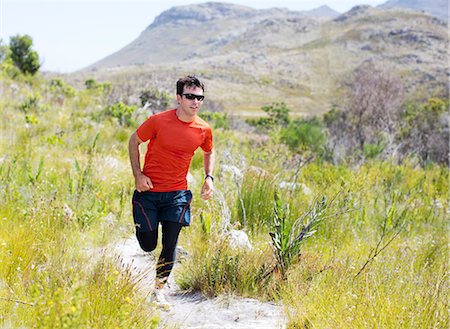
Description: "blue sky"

(1, 0), (386, 73)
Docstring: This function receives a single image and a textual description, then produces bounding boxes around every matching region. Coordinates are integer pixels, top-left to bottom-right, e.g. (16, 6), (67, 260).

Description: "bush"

(247, 102), (291, 129)
(50, 78), (76, 98)
(280, 118), (325, 154)
(85, 78), (112, 93)
(139, 88), (170, 113)
(398, 98), (449, 165)
(105, 102), (136, 126)
(9, 34), (40, 75)
(199, 111), (229, 129)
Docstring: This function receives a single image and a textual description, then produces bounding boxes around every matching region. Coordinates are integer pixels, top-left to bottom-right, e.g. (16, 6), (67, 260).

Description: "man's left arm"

(201, 149), (215, 200)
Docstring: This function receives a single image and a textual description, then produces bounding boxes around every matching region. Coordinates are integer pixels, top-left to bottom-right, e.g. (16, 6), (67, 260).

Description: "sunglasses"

(182, 93), (205, 101)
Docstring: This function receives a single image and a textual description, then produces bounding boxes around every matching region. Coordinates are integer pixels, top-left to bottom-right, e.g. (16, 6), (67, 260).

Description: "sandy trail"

(113, 237), (286, 329)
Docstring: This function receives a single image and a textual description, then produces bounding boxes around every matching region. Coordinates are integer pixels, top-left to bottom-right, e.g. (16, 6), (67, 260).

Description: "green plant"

(354, 188), (410, 278)
(269, 191), (329, 279)
(9, 34), (40, 75)
(399, 98), (449, 165)
(237, 171), (275, 232)
(177, 229), (275, 299)
(50, 78), (76, 98)
(84, 78), (97, 89)
(280, 118), (325, 154)
(199, 111), (229, 129)
(26, 157), (44, 185)
(85, 78), (112, 94)
(247, 102), (291, 129)
(20, 93), (42, 113)
(105, 102), (136, 126)
(139, 88), (170, 112)
(363, 142), (385, 159)
(1, 69), (448, 329)
(199, 210), (212, 236)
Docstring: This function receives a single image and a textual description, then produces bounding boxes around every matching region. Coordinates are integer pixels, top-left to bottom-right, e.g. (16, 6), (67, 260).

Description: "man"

(128, 75), (214, 305)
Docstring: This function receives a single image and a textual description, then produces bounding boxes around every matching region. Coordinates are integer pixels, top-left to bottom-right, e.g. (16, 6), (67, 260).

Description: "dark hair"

(176, 75), (205, 95)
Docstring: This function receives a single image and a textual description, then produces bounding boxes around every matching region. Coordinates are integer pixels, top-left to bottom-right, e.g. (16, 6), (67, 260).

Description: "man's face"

(177, 85), (204, 118)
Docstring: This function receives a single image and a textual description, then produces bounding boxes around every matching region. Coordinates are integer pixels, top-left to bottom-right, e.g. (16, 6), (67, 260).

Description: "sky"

(1, 0), (387, 73)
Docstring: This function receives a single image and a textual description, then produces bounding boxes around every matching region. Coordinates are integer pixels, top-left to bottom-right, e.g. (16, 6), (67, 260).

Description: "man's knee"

(136, 231), (157, 252)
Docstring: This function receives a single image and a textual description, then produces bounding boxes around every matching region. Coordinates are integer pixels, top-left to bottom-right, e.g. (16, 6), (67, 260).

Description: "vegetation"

(8, 35), (40, 75)
(0, 71), (159, 328)
(247, 63), (449, 166)
(138, 88), (170, 114)
(0, 48), (448, 329)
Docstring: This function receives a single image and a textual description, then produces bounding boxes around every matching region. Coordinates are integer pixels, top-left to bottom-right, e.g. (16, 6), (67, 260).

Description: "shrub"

(105, 102), (136, 126)
(269, 191), (329, 279)
(247, 102), (291, 129)
(139, 88), (170, 113)
(50, 78), (75, 98)
(199, 111), (229, 129)
(280, 117), (325, 154)
(9, 34), (40, 75)
(398, 98), (449, 165)
(85, 78), (112, 94)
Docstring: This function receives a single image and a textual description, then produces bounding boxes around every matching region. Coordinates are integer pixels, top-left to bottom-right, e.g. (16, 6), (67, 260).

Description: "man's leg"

(136, 229), (158, 252)
(155, 221), (183, 288)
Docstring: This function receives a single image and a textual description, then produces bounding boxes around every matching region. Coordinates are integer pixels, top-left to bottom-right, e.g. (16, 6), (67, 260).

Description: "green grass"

(0, 73), (159, 328)
(1, 71), (448, 328)
(182, 141), (448, 328)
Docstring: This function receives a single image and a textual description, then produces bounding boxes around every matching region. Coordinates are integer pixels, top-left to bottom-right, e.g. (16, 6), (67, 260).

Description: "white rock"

(278, 181), (312, 195)
(278, 181), (299, 190)
(228, 229), (252, 250)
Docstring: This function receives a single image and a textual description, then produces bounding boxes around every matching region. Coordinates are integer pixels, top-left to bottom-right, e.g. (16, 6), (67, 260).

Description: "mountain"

(378, 0), (448, 22)
(88, 3), (335, 69)
(303, 5), (339, 19)
(83, 2), (448, 116)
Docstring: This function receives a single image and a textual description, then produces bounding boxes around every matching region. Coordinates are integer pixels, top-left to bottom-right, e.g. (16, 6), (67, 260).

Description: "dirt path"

(113, 237), (287, 329)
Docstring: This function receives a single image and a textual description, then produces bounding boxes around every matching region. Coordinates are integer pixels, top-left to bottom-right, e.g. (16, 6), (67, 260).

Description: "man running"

(128, 75), (214, 305)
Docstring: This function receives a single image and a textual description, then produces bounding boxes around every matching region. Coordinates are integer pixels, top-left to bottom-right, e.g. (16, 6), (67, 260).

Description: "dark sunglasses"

(182, 93), (205, 101)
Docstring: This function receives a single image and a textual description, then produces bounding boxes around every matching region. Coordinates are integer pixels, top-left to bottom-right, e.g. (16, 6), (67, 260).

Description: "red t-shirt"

(136, 109), (213, 192)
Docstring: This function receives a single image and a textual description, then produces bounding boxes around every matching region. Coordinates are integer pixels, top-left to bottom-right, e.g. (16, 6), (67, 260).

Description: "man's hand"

(201, 178), (214, 200)
(135, 172), (153, 192)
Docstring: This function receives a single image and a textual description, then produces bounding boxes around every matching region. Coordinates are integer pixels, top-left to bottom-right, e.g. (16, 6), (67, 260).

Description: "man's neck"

(175, 107), (195, 122)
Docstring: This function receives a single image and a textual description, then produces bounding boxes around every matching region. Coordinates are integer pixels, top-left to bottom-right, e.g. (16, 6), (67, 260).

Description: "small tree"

(50, 78), (75, 97)
(398, 98), (449, 165)
(326, 63), (404, 161)
(9, 34), (40, 75)
(345, 64), (404, 153)
(139, 88), (170, 114)
(105, 102), (136, 126)
(280, 117), (325, 153)
(247, 102), (291, 129)
(85, 78), (112, 93)
(85, 79), (98, 90)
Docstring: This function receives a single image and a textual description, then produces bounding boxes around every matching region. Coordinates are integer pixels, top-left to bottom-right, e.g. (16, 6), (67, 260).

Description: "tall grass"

(0, 74), (159, 328)
(1, 72), (448, 328)
(182, 139), (448, 328)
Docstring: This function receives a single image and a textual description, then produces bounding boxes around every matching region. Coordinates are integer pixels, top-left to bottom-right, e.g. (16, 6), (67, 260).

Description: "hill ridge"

(83, 2), (448, 115)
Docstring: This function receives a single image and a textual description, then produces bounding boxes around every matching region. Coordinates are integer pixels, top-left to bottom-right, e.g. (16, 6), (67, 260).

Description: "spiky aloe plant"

(269, 190), (328, 279)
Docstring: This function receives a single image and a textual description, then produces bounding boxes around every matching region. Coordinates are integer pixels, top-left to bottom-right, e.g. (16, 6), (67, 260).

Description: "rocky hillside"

(83, 2), (448, 115)
(379, 0), (448, 22)
(88, 3), (335, 69)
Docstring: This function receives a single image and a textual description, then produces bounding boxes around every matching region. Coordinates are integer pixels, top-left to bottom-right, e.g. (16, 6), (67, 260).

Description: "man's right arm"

(128, 132), (153, 192)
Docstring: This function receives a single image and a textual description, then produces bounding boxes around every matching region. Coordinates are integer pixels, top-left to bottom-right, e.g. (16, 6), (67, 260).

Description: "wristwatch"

(205, 174), (214, 182)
